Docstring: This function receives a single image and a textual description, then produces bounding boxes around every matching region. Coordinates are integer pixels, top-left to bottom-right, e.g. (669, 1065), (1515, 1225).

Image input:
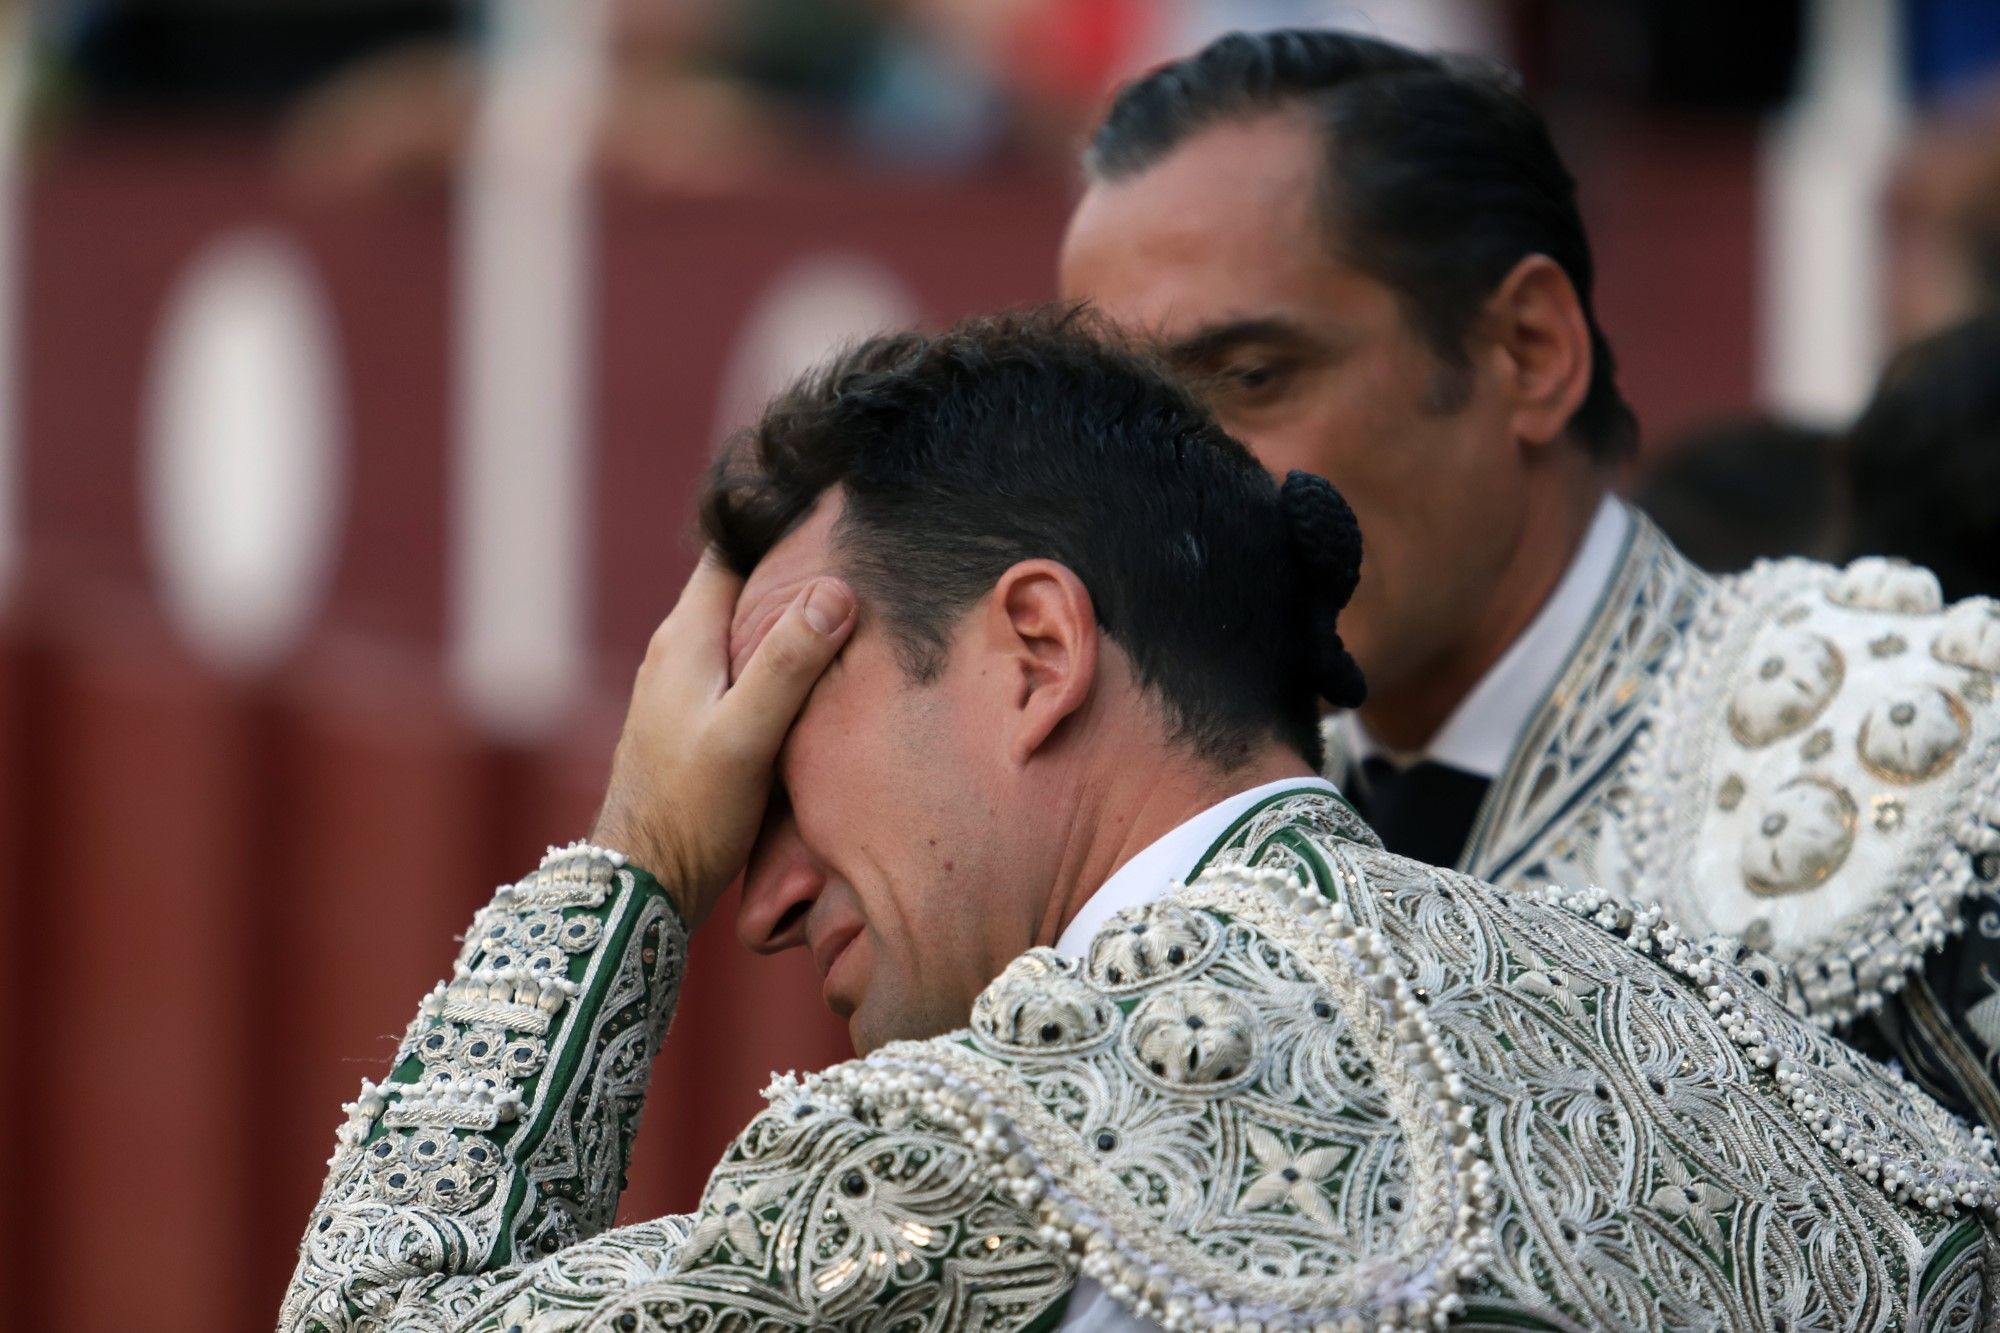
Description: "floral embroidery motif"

(681, 1175), (789, 1265)
(1935, 601), (2000, 672)
(1858, 687), (1970, 783)
(1239, 1125), (1344, 1226)
(1646, 1155), (1732, 1252)
(1740, 776), (1858, 895)
(1086, 901), (1217, 991)
(970, 951), (1114, 1054)
(1126, 985), (1259, 1088)
(1728, 631), (1844, 747)
(1832, 556), (1944, 614)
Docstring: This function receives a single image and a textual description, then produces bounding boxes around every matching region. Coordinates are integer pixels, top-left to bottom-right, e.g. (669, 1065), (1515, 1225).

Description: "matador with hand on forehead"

(284, 309), (2000, 1333)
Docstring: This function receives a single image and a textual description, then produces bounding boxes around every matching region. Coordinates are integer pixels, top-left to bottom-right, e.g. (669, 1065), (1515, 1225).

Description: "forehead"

(1060, 114), (1344, 340)
(729, 495), (842, 677)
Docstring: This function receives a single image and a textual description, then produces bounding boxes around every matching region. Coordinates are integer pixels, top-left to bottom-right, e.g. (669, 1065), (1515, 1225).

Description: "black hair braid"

(1279, 470), (1368, 709)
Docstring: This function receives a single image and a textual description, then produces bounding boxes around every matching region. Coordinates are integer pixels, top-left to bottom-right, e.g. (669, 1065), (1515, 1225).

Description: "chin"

(848, 1005), (909, 1057)
(848, 996), (963, 1056)
(849, 1014), (896, 1057)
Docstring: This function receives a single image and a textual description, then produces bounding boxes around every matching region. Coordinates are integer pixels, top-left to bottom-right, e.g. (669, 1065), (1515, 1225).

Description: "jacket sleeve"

(279, 844), (1071, 1333)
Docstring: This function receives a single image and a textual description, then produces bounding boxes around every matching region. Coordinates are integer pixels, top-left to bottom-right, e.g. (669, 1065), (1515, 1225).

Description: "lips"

(810, 919), (863, 985)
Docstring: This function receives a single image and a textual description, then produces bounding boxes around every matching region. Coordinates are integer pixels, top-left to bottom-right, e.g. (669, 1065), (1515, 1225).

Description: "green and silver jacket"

(283, 791), (2000, 1331)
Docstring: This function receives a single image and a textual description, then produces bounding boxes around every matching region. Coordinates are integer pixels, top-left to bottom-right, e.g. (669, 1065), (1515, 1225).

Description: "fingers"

(714, 577), (856, 770)
(656, 551), (744, 653)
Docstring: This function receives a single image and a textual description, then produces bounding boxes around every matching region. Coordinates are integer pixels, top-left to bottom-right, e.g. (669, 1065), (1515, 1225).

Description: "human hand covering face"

(589, 551), (856, 927)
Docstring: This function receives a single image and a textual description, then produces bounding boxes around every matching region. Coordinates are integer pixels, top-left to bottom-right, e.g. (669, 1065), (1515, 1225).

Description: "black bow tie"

(1348, 756), (1491, 870)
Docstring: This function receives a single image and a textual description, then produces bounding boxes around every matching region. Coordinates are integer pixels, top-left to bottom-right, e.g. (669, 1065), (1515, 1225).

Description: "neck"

(1360, 479), (1608, 753)
(1033, 742), (1314, 948)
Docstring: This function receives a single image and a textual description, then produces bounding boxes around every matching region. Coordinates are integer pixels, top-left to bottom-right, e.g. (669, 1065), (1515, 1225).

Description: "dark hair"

(1634, 417), (1847, 574)
(1086, 28), (1639, 462)
(1844, 313), (2000, 602)
(701, 306), (1365, 770)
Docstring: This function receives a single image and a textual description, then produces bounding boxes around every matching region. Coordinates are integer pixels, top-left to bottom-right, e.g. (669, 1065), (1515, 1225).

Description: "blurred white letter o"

(144, 230), (346, 672)
(713, 255), (920, 439)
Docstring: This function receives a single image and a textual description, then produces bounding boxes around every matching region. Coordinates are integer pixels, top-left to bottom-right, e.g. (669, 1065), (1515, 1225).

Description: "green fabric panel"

(1188, 784), (1358, 877)
(492, 865), (671, 1265)
(1918, 1217), (1987, 1300)
(1454, 1302), (1568, 1330)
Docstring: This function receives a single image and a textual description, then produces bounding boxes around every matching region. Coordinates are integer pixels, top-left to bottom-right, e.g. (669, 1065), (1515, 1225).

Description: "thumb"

(713, 578), (857, 768)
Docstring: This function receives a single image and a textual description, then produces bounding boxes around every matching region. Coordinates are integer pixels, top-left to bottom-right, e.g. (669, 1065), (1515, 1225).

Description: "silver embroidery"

(287, 816), (1999, 1332)
(1457, 512), (1709, 888)
(1625, 559), (2000, 1027)
(1338, 511), (2000, 1038)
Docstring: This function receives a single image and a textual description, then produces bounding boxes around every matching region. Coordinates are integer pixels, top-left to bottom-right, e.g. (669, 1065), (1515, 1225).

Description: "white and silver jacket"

(1328, 514), (2000, 1128)
(283, 791), (2000, 1331)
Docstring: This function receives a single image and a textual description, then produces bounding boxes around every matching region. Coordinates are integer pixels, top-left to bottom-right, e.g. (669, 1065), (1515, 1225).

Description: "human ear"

(982, 560), (1099, 765)
(1484, 254), (1592, 451)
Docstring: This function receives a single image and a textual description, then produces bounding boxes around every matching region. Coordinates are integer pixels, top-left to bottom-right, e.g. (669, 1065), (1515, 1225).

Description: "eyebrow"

(1158, 317), (1320, 368)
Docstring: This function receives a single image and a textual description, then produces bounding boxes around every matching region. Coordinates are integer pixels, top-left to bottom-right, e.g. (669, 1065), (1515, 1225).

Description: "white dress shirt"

(1341, 495), (1631, 779)
(1051, 775), (1341, 1332)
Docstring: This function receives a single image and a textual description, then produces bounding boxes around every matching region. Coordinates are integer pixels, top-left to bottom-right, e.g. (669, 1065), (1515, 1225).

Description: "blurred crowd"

(1639, 74), (2000, 598)
(25, 0), (1851, 190)
(35, 0), (1376, 190)
(25, 0), (2000, 601)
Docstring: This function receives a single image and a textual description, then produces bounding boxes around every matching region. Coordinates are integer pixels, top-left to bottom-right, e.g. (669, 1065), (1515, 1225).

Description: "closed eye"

(1227, 362), (1281, 391)
(1158, 320), (1317, 411)
(1202, 357), (1297, 407)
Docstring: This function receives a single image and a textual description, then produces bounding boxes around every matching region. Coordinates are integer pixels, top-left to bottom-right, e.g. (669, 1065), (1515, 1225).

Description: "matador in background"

(284, 311), (1999, 1331)
(1061, 28), (2000, 1129)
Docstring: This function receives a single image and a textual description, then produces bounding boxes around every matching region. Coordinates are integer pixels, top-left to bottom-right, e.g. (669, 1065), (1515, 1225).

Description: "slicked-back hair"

(702, 307), (1346, 770)
(1087, 28), (1639, 462)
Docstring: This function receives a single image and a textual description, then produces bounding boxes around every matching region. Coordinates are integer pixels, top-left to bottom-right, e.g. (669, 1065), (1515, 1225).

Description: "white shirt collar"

(1342, 495), (1631, 780)
(1052, 776), (1339, 960)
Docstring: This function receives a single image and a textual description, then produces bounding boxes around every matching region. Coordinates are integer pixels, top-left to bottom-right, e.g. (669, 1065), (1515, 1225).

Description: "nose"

(736, 806), (824, 954)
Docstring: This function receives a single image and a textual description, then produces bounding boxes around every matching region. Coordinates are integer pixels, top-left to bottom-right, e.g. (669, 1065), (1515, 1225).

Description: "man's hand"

(589, 554), (856, 928)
